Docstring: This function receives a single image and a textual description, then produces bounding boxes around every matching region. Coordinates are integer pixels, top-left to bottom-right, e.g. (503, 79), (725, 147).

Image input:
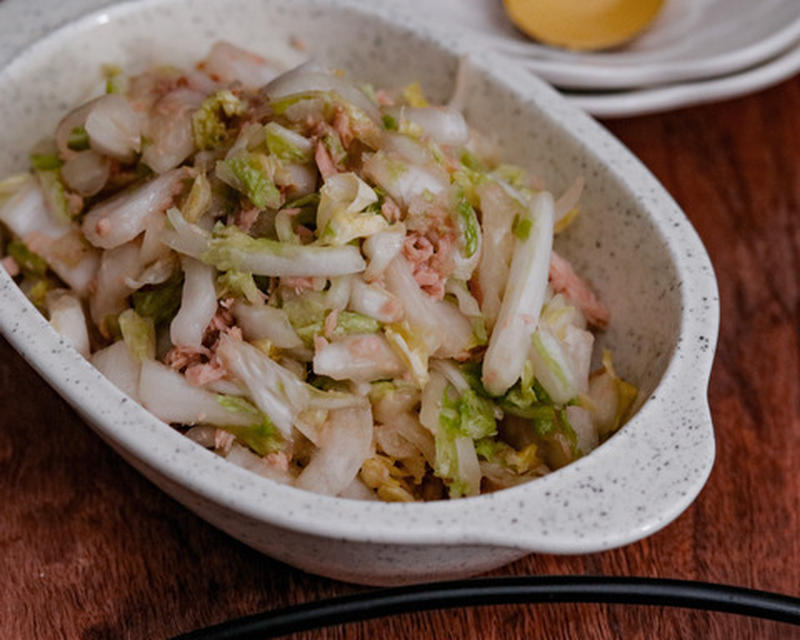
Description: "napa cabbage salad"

(0, 42), (637, 501)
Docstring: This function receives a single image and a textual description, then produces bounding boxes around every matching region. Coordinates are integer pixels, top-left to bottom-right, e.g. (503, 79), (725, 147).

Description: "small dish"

(564, 43), (800, 118)
(0, 0), (719, 585)
(392, 0), (800, 91)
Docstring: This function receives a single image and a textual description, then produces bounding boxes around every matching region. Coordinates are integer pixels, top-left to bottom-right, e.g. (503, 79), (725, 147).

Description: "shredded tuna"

(306, 115), (326, 136)
(314, 140), (339, 180)
(323, 308), (339, 340)
(402, 232), (454, 300)
(375, 90), (395, 107)
(295, 225), (314, 242)
(405, 197), (450, 234)
(165, 344), (212, 370)
(185, 360), (228, 386)
(403, 234), (434, 264)
(381, 198), (402, 223)
(429, 233), (454, 276)
(1, 256), (19, 277)
(207, 305), (236, 335)
(236, 206), (260, 232)
(549, 250), (609, 328)
(412, 265), (445, 300)
(332, 107), (354, 148)
(214, 429), (236, 454)
(167, 304), (243, 382)
(266, 451), (290, 471)
(412, 265), (441, 288)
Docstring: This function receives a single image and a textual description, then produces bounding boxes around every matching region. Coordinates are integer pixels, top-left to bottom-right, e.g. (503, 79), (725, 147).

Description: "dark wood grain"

(2, 78), (799, 640)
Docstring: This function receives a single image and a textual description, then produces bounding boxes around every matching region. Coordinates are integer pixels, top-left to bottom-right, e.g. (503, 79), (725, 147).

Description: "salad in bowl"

(0, 41), (636, 502)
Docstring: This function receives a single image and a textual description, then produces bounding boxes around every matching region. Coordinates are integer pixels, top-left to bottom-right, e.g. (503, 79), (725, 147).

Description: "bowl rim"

(0, 0), (720, 553)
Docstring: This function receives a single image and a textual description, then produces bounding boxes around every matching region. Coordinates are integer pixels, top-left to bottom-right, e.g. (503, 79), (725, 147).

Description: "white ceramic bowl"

(0, 0), (719, 586)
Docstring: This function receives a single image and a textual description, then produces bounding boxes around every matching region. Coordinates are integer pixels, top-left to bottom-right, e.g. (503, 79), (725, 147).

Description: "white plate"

(396, 0), (800, 90)
(565, 43), (800, 118)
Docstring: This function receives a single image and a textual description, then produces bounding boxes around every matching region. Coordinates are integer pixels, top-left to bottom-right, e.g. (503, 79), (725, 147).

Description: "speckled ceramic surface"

(0, 0), (719, 585)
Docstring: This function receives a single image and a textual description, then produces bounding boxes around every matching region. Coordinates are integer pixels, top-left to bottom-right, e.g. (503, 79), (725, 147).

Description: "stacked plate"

(396, 0), (800, 117)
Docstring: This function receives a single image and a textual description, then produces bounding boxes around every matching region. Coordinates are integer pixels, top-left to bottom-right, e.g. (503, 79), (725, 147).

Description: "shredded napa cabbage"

(118, 308), (155, 361)
(193, 89), (246, 150)
(0, 44), (639, 502)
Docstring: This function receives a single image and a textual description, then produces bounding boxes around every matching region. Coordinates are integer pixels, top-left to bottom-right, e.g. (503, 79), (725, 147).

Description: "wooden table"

(2, 79), (799, 639)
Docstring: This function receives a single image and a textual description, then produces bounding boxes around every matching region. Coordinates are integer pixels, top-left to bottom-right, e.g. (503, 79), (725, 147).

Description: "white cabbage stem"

(566, 405), (598, 455)
(170, 256), (218, 349)
(371, 383), (420, 425)
(349, 278), (404, 323)
(445, 279), (482, 320)
(384, 256), (473, 358)
(216, 334), (365, 439)
(374, 422), (419, 459)
(554, 176), (584, 223)
(282, 162), (317, 198)
(60, 150), (110, 197)
(430, 359), (469, 395)
(224, 443), (293, 485)
(85, 94), (142, 162)
(482, 192), (554, 396)
(475, 180), (521, 330)
(201, 41), (281, 88)
(232, 301), (304, 349)
(529, 326), (579, 405)
(90, 340), (142, 401)
(294, 406), (373, 496)
(386, 105), (469, 146)
(362, 224), (405, 282)
(338, 478), (378, 500)
(362, 152), (449, 207)
(161, 208), (366, 278)
(313, 334), (405, 383)
(419, 371), (448, 435)
(55, 98), (98, 159)
(139, 360), (258, 427)
(316, 172), (384, 246)
(265, 61), (379, 122)
(82, 167), (192, 249)
(46, 290), (90, 358)
(391, 412), (436, 465)
(325, 275), (353, 311)
(89, 242), (140, 328)
(0, 181), (99, 296)
(142, 88), (205, 173)
(160, 207), (212, 257)
(381, 132), (434, 166)
(455, 435), (481, 497)
(561, 325), (594, 395)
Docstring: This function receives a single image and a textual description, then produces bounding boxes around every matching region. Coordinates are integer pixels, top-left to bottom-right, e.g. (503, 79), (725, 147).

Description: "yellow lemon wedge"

(503, 0), (666, 51)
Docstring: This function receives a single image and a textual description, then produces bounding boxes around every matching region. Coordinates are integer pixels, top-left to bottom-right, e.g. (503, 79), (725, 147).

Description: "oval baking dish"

(0, 0), (719, 585)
